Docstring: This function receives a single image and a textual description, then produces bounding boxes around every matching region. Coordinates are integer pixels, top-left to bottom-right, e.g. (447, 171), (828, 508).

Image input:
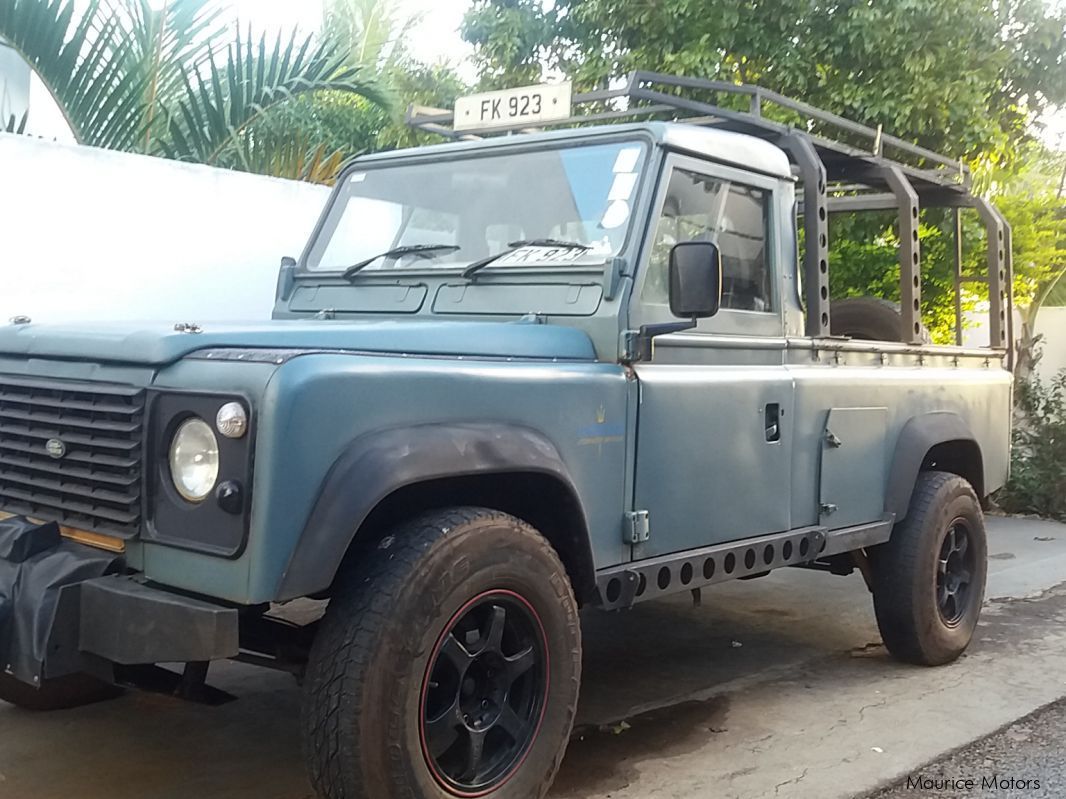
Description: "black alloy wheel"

(936, 518), (976, 626)
(420, 590), (549, 795)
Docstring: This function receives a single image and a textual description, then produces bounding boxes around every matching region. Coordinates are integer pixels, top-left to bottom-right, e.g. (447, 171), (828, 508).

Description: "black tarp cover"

(0, 517), (120, 684)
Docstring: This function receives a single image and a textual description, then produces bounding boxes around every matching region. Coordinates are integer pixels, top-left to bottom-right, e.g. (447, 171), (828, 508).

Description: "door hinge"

(624, 510), (650, 544)
(620, 330), (640, 363)
(825, 429), (843, 448)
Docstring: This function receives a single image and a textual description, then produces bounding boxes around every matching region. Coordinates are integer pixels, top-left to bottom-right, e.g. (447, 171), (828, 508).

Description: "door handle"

(765, 403), (782, 442)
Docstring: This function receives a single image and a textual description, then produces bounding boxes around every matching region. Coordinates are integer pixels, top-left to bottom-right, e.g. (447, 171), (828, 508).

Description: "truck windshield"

(305, 140), (647, 274)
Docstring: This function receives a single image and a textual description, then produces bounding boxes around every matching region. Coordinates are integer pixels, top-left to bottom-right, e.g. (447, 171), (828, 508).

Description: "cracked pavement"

(2, 516), (1066, 799)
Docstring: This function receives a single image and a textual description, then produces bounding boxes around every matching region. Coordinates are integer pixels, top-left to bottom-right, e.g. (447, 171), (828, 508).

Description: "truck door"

(629, 155), (794, 558)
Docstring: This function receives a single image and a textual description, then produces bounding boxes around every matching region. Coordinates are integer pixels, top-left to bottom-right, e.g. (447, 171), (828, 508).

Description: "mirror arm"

(634, 317), (697, 361)
(276, 256), (297, 303)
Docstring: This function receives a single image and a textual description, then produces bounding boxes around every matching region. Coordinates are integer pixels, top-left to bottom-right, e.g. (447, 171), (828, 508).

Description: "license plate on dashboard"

(454, 83), (573, 132)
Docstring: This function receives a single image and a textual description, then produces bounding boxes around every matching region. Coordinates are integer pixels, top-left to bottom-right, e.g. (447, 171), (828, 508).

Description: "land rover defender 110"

(0, 74), (1012, 799)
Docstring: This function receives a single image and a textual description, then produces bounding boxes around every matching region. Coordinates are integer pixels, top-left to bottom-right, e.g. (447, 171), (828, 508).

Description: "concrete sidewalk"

(1, 516), (1065, 799)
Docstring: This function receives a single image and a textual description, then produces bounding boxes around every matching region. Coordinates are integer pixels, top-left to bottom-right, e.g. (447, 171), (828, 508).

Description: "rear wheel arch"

(922, 439), (984, 500)
(886, 412), (986, 523)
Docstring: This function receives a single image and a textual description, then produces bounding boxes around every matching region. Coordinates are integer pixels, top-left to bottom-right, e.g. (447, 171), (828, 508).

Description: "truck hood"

(0, 319), (597, 365)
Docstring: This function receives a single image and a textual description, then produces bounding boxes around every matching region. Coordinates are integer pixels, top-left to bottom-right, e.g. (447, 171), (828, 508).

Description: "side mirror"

(668, 241), (722, 320)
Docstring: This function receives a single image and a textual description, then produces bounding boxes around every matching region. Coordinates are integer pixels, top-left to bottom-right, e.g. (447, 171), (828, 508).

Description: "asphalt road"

(2, 516), (1066, 799)
(872, 698), (1066, 799)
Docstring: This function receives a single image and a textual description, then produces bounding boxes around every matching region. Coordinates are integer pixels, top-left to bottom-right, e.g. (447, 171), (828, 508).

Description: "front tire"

(870, 471), (987, 666)
(302, 507), (582, 799)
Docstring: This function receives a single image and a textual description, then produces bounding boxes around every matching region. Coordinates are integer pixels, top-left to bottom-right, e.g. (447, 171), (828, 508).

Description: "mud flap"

(0, 517), (122, 685)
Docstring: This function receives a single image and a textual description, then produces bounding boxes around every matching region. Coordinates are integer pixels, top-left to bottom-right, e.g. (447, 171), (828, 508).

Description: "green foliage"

(829, 212), (968, 344)
(1046, 268), (1066, 306)
(463, 0), (1066, 166)
(997, 369), (1066, 521)
(322, 0), (418, 73)
(1, 0), (160, 150)
(1000, 186), (1066, 312)
(0, 0), (385, 181)
(242, 0), (469, 182)
(463, 0), (558, 87)
(160, 26), (385, 168)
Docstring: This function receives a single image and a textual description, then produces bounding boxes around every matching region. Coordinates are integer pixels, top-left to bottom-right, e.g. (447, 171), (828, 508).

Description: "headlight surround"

(168, 417), (220, 502)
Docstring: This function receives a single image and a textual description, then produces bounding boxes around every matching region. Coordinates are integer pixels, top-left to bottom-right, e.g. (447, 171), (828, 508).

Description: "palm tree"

(0, 0), (386, 179)
(323, 0), (420, 73)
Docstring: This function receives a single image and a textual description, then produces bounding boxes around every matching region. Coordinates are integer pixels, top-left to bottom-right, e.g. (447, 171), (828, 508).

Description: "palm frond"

(109, 0), (226, 149)
(0, 0), (149, 149)
(161, 25), (389, 167)
(323, 0), (422, 71)
(235, 134), (351, 184)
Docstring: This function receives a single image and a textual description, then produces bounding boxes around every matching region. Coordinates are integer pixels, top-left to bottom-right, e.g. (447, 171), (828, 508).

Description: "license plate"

(454, 83), (573, 132)
(491, 246), (595, 267)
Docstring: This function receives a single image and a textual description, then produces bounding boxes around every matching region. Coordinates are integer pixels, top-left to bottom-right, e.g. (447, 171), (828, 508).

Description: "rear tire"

(870, 471), (987, 666)
(0, 672), (121, 711)
(302, 507), (582, 799)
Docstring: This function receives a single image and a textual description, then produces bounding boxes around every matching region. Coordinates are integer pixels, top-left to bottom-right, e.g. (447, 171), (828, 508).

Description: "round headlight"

(216, 401), (248, 439)
(169, 417), (219, 502)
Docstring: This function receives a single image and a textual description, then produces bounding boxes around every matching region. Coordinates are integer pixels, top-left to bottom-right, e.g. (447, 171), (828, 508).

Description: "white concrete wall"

(1, 134), (331, 324)
(1031, 307), (1066, 380)
(963, 306), (1066, 381)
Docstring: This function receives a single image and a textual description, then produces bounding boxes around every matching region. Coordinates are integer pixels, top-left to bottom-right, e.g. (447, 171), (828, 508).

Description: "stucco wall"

(1, 134), (331, 324)
(963, 306), (1066, 382)
(1031, 307), (1066, 381)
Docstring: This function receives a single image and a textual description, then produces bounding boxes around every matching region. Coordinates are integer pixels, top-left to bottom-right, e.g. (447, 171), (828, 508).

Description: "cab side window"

(643, 168), (772, 312)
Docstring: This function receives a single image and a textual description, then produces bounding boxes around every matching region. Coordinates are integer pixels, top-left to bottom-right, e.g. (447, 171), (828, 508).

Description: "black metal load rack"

(408, 72), (1013, 358)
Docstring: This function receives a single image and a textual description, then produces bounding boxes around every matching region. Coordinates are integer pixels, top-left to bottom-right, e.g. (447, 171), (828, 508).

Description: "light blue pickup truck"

(0, 75), (1012, 799)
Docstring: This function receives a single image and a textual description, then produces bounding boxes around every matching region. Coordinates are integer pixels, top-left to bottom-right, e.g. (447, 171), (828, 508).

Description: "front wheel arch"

(276, 422), (594, 602)
(335, 472), (598, 607)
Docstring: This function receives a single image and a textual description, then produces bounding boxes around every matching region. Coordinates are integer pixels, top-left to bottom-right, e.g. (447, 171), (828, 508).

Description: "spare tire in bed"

(830, 297), (929, 342)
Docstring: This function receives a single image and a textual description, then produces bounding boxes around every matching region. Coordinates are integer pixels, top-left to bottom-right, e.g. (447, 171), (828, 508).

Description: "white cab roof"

(658, 123), (793, 179)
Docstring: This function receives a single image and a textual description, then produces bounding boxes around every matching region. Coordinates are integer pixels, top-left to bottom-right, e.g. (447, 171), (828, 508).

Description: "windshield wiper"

(461, 239), (592, 280)
(343, 244), (461, 280)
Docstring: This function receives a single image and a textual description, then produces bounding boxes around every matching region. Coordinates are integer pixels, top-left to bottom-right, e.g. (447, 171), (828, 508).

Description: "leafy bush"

(997, 370), (1066, 521)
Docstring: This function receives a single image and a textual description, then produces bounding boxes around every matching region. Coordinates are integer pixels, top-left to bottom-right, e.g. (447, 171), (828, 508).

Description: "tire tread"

(302, 507), (579, 799)
(872, 471), (985, 666)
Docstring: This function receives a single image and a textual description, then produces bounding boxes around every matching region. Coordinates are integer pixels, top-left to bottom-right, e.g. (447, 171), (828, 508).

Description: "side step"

(595, 518), (893, 610)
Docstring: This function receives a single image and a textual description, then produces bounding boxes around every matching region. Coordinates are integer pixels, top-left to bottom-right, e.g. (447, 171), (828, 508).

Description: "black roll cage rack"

(407, 72), (1012, 361)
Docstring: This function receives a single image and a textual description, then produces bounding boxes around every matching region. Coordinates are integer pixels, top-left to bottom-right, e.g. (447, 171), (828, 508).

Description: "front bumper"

(0, 516), (239, 687)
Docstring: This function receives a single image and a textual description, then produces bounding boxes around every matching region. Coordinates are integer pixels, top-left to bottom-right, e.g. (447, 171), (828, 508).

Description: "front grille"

(0, 376), (145, 538)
